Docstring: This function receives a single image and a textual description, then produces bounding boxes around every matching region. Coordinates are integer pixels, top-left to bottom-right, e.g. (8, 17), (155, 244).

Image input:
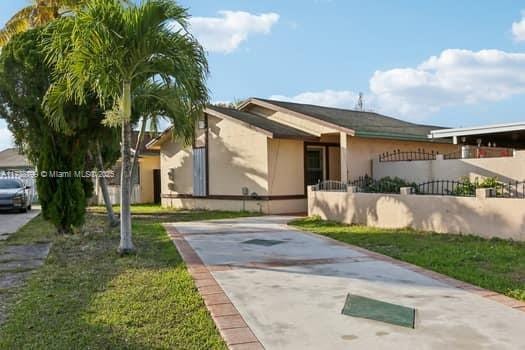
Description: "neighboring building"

(0, 148), (33, 173)
(93, 132), (161, 205)
(147, 98), (458, 213)
(429, 121), (525, 148)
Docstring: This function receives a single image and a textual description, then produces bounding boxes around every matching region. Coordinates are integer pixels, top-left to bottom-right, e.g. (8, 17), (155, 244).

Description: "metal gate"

(192, 147), (207, 197)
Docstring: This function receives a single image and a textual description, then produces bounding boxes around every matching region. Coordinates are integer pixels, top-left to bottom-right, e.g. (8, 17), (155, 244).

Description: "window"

(306, 147), (325, 185)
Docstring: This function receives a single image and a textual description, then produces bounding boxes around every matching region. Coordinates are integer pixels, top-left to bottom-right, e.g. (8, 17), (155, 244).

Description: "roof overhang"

(429, 122), (525, 140)
(205, 107), (319, 141)
(239, 98), (356, 136)
(146, 127), (173, 150)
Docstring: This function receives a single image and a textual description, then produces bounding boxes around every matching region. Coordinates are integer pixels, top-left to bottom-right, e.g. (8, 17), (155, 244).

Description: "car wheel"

(20, 207), (28, 213)
(27, 205), (32, 211)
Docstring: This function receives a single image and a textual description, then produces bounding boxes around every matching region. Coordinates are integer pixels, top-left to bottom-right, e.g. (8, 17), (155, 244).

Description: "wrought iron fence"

(313, 176), (525, 199)
(379, 149), (438, 162)
(492, 181), (525, 198)
(413, 180), (474, 196)
(312, 180), (347, 192)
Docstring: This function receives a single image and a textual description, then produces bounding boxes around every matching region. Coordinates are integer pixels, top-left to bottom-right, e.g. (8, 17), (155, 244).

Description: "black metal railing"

(413, 180), (474, 196)
(313, 177), (525, 199)
(312, 180), (347, 192)
(379, 149), (438, 162)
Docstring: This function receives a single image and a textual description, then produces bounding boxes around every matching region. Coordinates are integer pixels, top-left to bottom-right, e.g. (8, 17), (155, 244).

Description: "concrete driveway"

(167, 216), (525, 350)
(0, 207), (40, 240)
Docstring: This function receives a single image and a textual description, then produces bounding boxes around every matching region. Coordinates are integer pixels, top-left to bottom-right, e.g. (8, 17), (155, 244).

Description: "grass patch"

(88, 204), (261, 218)
(0, 209), (255, 349)
(1, 214), (55, 245)
(290, 217), (525, 301)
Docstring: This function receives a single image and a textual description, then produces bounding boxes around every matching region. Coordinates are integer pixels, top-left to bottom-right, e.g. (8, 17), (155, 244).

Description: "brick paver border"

(164, 224), (265, 350)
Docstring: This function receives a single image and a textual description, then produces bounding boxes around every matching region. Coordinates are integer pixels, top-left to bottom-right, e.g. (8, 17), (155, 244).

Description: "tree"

(0, 28), (102, 233)
(0, 0), (87, 47)
(43, 0), (209, 253)
(0, 0), (127, 227)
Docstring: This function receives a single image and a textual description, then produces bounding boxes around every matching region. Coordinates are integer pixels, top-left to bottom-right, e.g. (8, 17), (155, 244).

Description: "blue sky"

(1, 0), (525, 150)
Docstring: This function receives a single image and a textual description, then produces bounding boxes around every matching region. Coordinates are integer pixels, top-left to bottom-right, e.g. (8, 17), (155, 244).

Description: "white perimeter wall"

(308, 187), (525, 241)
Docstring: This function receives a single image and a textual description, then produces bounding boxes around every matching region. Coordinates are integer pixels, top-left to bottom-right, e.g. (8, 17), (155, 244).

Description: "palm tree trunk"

(119, 81), (135, 254)
(95, 141), (119, 227)
(130, 115), (146, 183)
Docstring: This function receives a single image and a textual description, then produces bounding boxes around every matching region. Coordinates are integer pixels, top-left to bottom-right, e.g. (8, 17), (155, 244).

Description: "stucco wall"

(308, 188), (525, 241)
(161, 197), (306, 214)
(208, 115), (269, 196)
(373, 150), (525, 183)
(139, 155), (160, 203)
(267, 138), (304, 195)
(160, 139), (193, 196)
(160, 114), (269, 198)
(347, 136), (458, 180)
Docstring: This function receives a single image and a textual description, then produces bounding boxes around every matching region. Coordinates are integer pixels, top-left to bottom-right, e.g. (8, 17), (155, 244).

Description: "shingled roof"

(250, 98), (449, 142)
(207, 105), (318, 141)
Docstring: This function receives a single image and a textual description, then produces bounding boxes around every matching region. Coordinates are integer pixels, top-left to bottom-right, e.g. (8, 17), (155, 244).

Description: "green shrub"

(452, 176), (501, 196)
(362, 177), (417, 194)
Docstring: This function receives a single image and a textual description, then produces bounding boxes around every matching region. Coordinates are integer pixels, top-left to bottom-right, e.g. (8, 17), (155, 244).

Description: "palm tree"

(43, 0), (208, 253)
(0, 0), (87, 47)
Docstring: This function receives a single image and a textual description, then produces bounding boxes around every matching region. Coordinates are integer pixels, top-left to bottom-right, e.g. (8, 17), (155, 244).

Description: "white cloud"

(512, 11), (525, 42)
(272, 49), (525, 120)
(190, 11), (279, 53)
(370, 49), (525, 116)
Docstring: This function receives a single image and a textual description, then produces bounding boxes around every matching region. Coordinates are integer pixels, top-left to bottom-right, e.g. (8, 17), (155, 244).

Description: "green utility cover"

(341, 294), (416, 328)
(242, 239), (285, 246)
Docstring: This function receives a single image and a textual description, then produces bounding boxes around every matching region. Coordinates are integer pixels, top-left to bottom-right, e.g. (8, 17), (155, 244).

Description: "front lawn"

(0, 209), (254, 349)
(290, 217), (525, 301)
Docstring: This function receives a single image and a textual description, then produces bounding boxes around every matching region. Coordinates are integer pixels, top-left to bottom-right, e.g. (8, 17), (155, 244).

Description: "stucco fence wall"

(372, 150), (525, 183)
(307, 187), (525, 241)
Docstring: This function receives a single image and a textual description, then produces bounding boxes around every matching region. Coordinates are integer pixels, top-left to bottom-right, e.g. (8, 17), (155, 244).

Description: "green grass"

(0, 208), (256, 349)
(290, 217), (525, 301)
(88, 204), (261, 217)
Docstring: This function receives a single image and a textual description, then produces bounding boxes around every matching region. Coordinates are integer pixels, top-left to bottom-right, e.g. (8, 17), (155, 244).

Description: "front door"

(306, 147), (325, 185)
(153, 169), (161, 204)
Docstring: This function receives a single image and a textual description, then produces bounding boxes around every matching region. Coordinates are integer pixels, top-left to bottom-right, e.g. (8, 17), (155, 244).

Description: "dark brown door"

(153, 169), (161, 204)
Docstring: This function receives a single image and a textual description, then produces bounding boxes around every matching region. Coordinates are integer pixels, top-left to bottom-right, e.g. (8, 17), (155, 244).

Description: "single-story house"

(93, 132), (161, 205)
(0, 148), (33, 173)
(147, 98), (458, 213)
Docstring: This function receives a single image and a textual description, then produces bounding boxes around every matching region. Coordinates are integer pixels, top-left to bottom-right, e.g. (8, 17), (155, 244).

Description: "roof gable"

(206, 106), (319, 141)
(241, 98), (449, 142)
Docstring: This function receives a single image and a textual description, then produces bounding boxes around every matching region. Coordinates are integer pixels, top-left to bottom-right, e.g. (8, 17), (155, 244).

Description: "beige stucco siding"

(160, 139), (193, 196)
(267, 139), (304, 196)
(139, 155), (160, 203)
(207, 115), (269, 196)
(160, 115), (269, 198)
(346, 136), (458, 180)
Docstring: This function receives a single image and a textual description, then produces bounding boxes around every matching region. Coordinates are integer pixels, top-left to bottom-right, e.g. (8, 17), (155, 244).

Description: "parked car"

(0, 178), (32, 212)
